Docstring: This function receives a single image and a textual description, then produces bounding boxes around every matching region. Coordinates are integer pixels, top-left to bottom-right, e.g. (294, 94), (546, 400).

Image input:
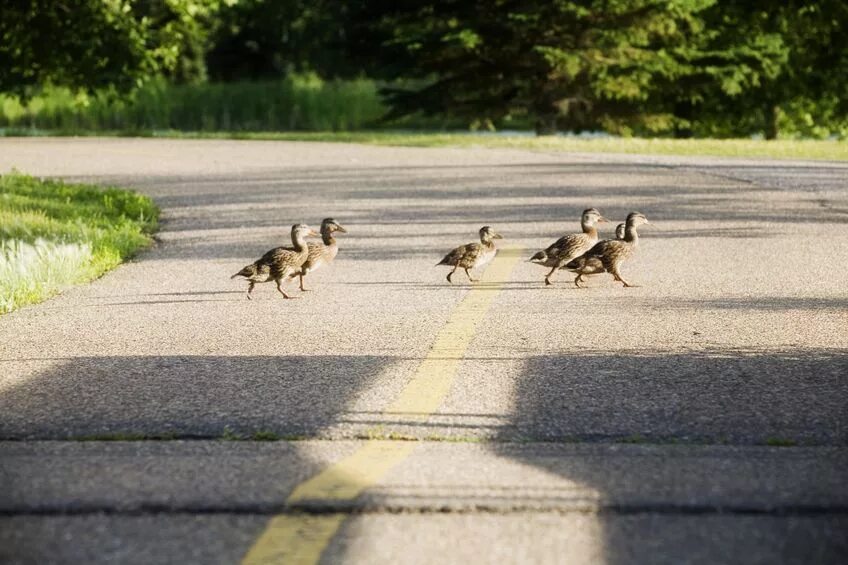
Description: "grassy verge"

(3, 128), (846, 160)
(0, 173), (158, 314)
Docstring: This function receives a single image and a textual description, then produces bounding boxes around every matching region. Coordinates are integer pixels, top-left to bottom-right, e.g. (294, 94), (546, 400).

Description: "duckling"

(231, 223), (319, 299)
(529, 208), (607, 285)
(437, 226), (503, 283)
(563, 212), (650, 288)
(615, 223), (626, 240)
(299, 218), (347, 291)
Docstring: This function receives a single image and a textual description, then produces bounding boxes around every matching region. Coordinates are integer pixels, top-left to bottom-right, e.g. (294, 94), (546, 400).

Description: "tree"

(346, 0), (788, 135)
(687, 0), (848, 139)
(206, 0), (356, 81)
(0, 0), (227, 96)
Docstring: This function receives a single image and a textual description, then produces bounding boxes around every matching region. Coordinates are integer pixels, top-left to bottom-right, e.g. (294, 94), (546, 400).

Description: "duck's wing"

(258, 245), (294, 264)
(547, 233), (591, 262)
(563, 239), (616, 272)
(437, 242), (475, 266)
(305, 241), (327, 262)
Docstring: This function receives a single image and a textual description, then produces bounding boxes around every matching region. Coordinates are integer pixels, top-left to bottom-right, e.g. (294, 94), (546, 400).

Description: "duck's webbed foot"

(464, 268), (478, 282)
(299, 273), (311, 292)
(545, 267), (556, 286)
(246, 282), (255, 300)
(574, 274), (585, 288)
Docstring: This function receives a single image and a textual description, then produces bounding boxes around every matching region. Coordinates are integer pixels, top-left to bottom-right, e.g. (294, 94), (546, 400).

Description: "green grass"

(185, 131), (847, 160)
(4, 128), (845, 160)
(0, 173), (158, 314)
(0, 77), (388, 132)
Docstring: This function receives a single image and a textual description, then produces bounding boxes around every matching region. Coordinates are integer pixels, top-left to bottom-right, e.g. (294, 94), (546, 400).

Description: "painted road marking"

(241, 246), (524, 565)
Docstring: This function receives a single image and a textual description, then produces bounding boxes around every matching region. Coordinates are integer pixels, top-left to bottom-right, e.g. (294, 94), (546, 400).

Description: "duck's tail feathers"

(231, 264), (256, 279)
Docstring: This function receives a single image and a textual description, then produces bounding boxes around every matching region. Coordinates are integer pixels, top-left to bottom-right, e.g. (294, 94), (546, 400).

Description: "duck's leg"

(573, 274), (584, 288)
(464, 268), (478, 282)
(299, 271), (310, 292)
(611, 269), (632, 288)
(447, 265), (458, 284)
(246, 281), (255, 300)
(544, 267), (557, 286)
(275, 279), (295, 299)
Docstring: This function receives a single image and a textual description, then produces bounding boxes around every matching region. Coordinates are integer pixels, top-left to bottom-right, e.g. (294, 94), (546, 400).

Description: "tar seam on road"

(241, 246), (525, 565)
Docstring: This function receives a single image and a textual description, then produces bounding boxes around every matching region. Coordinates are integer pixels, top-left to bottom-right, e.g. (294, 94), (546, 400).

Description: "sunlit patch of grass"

(5, 128), (844, 160)
(0, 173), (158, 314)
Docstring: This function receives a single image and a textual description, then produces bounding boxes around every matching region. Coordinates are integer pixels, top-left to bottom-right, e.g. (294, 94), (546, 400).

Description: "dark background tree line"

(1, 0), (845, 138)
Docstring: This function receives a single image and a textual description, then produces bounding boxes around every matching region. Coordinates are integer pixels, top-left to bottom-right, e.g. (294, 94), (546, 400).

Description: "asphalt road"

(0, 138), (846, 564)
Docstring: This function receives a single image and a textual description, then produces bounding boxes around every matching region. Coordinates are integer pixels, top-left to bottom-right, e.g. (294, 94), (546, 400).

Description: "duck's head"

(479, 226), (503, 242)
(615, 223), (626, 240)
(292, 223), (320, 239)
(320, 218), (347, 235)
(582, 208), (608, 225)
(529, 250), (548, 264)
(625, 212), (650, 228)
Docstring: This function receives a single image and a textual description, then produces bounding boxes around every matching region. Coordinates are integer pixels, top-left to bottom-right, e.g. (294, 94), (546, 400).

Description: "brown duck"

(231, 223), (319, 299)
(563, 212), (650, 288)
(437, 226), (503, 283)
(529, 208), (607, 285)
(299, 218), (347, 291)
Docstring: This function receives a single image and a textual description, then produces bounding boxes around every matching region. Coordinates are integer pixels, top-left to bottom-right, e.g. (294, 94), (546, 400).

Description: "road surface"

(1, 138), (846, 564)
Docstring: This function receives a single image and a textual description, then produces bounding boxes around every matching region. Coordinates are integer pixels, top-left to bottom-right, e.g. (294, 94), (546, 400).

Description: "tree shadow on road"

(0, 355), (399, 439)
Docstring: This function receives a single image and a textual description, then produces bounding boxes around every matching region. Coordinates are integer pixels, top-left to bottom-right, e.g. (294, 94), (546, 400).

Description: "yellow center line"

(241, 245), (524, 565)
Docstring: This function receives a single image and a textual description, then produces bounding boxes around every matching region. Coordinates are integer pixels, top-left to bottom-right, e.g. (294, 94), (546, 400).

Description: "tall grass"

(0, 173), (158, 314)
(0, 75), (387, 132)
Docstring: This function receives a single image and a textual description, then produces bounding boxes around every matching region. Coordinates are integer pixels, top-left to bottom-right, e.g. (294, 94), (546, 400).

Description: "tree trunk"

(764, 104), (779, 140)
(673, 101), (693, 139)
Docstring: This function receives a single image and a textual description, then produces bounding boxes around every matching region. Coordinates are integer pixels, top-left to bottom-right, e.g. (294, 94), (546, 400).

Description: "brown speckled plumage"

(564, 212), (650, 288)
(437, 226), (503, 283)
(299, 218), (347, 291)
(529, 208), (607, 285)
(231, 223), (319, 299)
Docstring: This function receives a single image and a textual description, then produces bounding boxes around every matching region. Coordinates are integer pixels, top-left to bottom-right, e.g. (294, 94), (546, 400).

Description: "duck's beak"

(335, 225), (348, 233)
(493, 232), (504, 240)
(308, 229), (321, 237)
(598, 216), (609, 223)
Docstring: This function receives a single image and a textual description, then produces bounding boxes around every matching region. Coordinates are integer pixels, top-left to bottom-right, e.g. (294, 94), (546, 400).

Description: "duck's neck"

(624, 224), (639, 244)
(581, 220), (598, 239)
(321, 229), (335, 246)
(480, 235), (496, 249)
(292, 232), (308, 252)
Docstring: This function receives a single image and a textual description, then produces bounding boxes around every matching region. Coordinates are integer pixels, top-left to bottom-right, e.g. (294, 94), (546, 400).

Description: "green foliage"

(678, 0), (848, 138)
(0, 0), (229, 96)
(1, 0), (845, 138)
(206, 0), (355, 80)
(0, 77), (386, 131)
(0, 173), (158, 313)
(349, 0), (787, 135)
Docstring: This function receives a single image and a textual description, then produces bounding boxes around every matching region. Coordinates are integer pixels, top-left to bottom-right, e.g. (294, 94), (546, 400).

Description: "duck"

(299, 218), (347, 291)
(615, 223), (626, 240)
(528, 208), (607, 285)
(437, 226), (503, 283)
(563, 212), (650, 288)
(231, 223), (319, 299)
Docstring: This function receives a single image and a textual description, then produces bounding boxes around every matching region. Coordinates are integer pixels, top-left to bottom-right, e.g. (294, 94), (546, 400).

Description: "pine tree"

(348, 0), (786, 135)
